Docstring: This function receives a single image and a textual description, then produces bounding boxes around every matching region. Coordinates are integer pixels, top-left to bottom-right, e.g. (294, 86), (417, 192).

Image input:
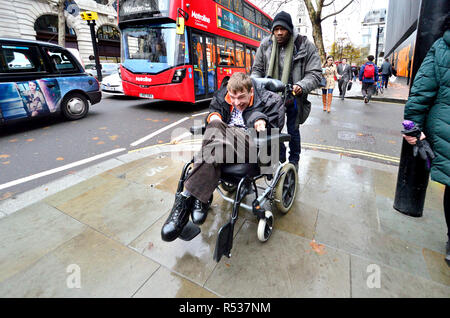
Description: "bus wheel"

(61, 92), (89, 120)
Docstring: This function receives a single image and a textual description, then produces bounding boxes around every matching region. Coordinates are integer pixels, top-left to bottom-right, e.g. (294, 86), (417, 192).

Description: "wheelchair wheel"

(272, 163), (298, 214)
(220, 181), (237, 193)
(257, 211), (273, 242)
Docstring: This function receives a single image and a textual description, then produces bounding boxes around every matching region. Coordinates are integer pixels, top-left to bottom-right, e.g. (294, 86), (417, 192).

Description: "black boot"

(161, 193), (193, 242)
(191, 196), (212, 225)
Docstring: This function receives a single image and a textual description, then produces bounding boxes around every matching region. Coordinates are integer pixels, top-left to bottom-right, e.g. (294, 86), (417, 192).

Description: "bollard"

(393, 139), (430, 217)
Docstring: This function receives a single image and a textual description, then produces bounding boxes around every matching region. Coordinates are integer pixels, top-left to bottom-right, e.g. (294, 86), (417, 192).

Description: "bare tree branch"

(321, 0), (354, 22)
(322, 0), (335, 7)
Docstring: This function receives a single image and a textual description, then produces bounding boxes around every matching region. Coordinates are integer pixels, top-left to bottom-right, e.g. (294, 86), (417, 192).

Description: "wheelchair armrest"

(254, 133), (291, 167)
(190, 124), (206, 135)
(253, 133), (291, 147)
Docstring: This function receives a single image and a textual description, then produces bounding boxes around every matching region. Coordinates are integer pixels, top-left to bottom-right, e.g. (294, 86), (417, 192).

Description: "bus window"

(262, 16), (272, 31)
(192, 33), (205, 95)
(233, 0), (243, 16)
(235, 42), (244, 68)
(243, 2), (256, 23)
(217, 37), (235, 66)
(245, 47), (251, 74)
(205, 36), (216, 93)
(216, 0), (233, 10)
(255, 10), (262, 25)
(251, 48), (257, 67)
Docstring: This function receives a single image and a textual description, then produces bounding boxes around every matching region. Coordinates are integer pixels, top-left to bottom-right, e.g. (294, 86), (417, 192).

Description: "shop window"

(97, 25), (120, 42)
(34, 15), (76, 37)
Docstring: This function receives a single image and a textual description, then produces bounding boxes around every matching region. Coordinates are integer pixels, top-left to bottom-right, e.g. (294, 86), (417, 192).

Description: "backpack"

(363, 63), (375, 80)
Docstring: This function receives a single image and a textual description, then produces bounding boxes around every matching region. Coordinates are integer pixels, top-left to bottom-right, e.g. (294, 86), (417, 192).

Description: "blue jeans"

(381, 74), (389, 88)
(280, 100), (301, 164)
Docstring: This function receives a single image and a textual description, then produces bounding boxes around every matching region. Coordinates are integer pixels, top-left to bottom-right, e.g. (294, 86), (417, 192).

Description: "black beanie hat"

(272, 11), (294, 34)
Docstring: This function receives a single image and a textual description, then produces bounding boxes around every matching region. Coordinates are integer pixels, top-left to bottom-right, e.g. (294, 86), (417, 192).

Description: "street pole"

(87, 20), (102, 82)
(58, 0), (66, 47)
(81, 11), (102, 82)
(375, 25), (380, 65)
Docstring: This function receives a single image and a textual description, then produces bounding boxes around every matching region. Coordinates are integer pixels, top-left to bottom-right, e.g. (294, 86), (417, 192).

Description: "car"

(85, 62), (119, 79)
(101, 71), (123, 95)
(0, 38), (101, 125)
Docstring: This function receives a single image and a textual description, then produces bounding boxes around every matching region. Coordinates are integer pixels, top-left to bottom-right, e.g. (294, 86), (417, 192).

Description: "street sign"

(80, 11), (98, 21)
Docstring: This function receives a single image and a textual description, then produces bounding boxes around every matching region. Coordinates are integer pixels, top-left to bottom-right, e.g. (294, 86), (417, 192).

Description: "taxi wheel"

(61, 93), (89, 120)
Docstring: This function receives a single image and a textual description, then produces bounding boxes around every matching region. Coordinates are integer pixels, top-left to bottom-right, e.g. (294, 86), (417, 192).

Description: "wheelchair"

(174, 78), (299, 262)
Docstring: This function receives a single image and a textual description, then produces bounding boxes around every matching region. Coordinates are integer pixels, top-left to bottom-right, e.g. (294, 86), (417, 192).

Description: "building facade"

(0, 0), (120, 65)
(294, 1), (313, 41)
(361, 8), (386, 66)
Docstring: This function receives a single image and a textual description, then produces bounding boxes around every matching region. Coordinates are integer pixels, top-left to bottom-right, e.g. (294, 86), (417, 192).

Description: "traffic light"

(80, 11), (98, 21)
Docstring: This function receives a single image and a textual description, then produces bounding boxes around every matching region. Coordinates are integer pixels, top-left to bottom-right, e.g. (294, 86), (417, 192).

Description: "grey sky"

(250, 0), (389, 48)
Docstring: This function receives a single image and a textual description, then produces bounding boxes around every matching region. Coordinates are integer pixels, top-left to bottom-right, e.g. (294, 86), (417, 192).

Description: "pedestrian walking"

(402, 29), (450, 264)
(251, 11), (322, 169)
(359, 55), (379, 103)
(380, 58), (393, 88)
(337, 57), (353, 100)
(321, 55), (338, 112)
(351, 63), (358, 81)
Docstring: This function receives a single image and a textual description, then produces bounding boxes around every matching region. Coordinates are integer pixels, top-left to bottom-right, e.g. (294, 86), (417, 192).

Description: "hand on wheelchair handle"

(292, 84), (302, 96)
(254, 119), (266, 132)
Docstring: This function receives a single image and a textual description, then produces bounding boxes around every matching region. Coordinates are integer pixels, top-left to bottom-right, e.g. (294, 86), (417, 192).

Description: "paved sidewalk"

(311, 77), (410, 104)
(0, 141), (449, 298)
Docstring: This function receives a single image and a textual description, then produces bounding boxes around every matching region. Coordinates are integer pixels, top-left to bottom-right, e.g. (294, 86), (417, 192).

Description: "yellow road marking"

(130, 140), (399, 163)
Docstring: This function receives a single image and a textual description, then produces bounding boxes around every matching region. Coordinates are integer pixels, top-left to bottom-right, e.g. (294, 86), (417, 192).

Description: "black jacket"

(207, 79), (285, 130)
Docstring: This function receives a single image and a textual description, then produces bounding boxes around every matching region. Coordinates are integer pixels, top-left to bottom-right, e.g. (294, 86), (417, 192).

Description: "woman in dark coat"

(403, 29), (450, 264)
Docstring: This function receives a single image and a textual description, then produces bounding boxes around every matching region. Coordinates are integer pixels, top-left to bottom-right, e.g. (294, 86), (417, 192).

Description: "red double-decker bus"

(117, 0), (272, 103)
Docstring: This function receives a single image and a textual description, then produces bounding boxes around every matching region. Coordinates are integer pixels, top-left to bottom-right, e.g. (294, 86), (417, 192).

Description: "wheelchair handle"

(252, 77), (285, 93)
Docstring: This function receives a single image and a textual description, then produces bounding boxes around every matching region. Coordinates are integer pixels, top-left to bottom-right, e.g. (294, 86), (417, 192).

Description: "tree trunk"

(311, 19), (326, 63)
(58, 0), (65, 47)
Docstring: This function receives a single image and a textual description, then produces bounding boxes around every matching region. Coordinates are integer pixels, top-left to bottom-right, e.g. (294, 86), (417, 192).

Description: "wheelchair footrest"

(178, 222), (201, 241)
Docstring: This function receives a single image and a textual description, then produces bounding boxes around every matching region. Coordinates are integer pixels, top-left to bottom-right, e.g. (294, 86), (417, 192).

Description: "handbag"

(347, 81), (352, 91)
(295, 95), (311, 125)
(319, 77), (326, 88)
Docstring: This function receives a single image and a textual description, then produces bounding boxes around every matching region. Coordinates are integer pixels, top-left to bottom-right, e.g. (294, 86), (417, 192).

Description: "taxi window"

(44, 47), (77, 72)
(0, 44), (44, 73)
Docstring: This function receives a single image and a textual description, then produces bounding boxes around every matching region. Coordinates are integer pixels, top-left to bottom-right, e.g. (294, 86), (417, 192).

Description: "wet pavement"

(311, 76), (410, 103)
(0, 141), (448, 298)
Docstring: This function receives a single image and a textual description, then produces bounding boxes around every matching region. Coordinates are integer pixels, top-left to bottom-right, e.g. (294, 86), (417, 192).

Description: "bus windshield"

(121, 23), (188, 74)
(118, 0), (170, 22)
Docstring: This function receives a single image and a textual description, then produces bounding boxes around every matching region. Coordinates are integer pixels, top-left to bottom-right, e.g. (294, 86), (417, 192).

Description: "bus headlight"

(172, 68), (186, 83)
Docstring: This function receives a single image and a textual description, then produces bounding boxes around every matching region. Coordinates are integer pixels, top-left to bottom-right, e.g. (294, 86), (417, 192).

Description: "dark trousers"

(361, 82), (376, 100)
(184, 120), (254, 204)
(280, 103), (301, 164)
(445, 185), (450, 240)
(338, 78), (349, 97)
(381, 74), (389, 88)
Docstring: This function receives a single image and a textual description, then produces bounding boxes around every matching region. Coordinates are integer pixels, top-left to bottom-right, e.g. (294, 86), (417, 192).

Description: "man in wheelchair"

(161, 72), (285, 242)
